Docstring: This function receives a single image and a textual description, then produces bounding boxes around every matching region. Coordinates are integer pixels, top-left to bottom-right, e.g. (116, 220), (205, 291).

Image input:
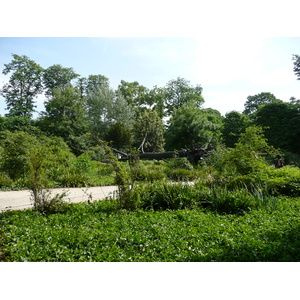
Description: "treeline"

(0, 53), (300, 164)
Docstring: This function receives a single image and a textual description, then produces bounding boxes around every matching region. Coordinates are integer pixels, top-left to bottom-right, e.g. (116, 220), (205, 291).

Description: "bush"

(130, 182), (198, 210)
(206, 184), (278, 215)
(166, 168), (197, 181)
(31, 189), (71, 214)
(57, 155), (94, 187)
(167, 156), (194, 170)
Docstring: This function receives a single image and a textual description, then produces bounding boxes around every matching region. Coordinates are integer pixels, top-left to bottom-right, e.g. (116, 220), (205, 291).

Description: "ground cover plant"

(0, 196), (299, 262)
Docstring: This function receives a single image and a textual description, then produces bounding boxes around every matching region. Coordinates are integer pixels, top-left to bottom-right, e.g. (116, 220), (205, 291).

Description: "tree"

(38, 85), (90, 155)
(147, 86), (166, 119)
(133, 110), (165, 152)
(222, 111), (251, 148)
(77, 74), (110, 98)
(164, 77), (204, 116)
(212, 126), (275, 176)
(86, 85), (134, 139)
(292, 54), (300, 81)
(243, 92), (280, 116)
(105, 121), (132, 151)
(0, 54), (44, 118)
(86, 85), (115, 137)
(117, 80), (148, 106)
(165, 101), (220, 150)
(255, 101), (300, 155)
(43, 64), (79, 96)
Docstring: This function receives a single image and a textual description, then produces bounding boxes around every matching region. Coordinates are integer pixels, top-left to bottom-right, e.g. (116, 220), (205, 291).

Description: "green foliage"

(1, 196), (299, 261)
(130, 182), (202, 210)
(43, 64), (79, 96)
(165, 101), (221, 150)
(31, 190), (71, 214)
(117, 80), (149, 108)
(222, 111), (250, 147)
(255, 101), (300, 156)
(292, 54), (300, 80)
(165, 157), (196, 181)
(243, 92), (280, 116)
(58, 155), (94, 187)
(86, 85), (133, 140)
(209, 126), (275, 176)
(164, 77), (204, 116)
(38, 85), (90, 155)
(206, 185), (278, 215)
(133, 109), (165, 152)
(105, 121), (132, 151)
(0, 54), (44, 118)
(77, 74), (110, 97)
(0, 131), (75, 188)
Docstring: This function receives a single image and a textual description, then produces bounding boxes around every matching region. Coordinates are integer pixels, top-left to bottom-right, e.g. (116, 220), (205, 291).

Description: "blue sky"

(0, 37), (299, 117)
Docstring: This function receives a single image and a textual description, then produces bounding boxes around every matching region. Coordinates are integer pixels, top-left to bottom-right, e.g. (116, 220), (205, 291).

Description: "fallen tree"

(109, 146), (214, 165)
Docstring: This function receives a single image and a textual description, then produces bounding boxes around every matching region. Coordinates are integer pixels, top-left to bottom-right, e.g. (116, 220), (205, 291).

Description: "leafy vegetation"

(0, 196), (299, 262)
(0, 53), (300, 262)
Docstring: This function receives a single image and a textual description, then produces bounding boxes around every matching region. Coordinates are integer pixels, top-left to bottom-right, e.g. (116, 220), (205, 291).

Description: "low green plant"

(166, 168), (196, 181)
(1, 196), (299, 262)
(30, 190), (70, 214)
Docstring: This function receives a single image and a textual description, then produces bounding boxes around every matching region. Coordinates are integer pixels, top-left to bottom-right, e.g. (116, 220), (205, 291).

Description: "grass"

(1, 196), (299, 262)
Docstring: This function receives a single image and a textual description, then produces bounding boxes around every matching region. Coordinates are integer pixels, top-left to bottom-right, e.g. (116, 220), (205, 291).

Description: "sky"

(0, 37), (299, 117)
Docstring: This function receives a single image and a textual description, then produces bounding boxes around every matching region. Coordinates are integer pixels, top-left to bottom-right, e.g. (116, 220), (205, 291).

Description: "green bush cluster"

(1, 197), (299, 261)
(0, 131), (115, 190)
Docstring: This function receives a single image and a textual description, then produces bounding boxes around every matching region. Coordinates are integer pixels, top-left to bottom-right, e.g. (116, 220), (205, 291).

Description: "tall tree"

(165, 101), (220, 150)
(86, 85), (115, 137)
(0, 54), (44, 118)
(255, 101), (300, 155)
(105, 121), (132, 151)
(117, 80), (149, 107)
(147, 86), (166, 119)
(164, 77), (204, 116)
(77, 74), (110, 98)
(243, 92), (280, 116)
(222, 111), (251, 147)
(43, 64), (79, 96)
(292, 54), (300, 81)
(38, 85), (89, 155)
(133, 109), (165, 152)
(86, 85), (134, 139)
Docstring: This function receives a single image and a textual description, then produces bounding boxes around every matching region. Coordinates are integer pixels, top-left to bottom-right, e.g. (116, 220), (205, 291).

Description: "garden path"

(0, 186), (118, 212)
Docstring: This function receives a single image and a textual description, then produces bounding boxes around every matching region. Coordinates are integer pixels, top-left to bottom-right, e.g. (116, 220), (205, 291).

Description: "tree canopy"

(0, 54), (44, 118)
(1, 53), (299, 164)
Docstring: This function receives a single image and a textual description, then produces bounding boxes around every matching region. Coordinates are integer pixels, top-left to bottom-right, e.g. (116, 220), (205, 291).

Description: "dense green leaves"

(222, 111), (250, 148)
(133, 110), (165, 152)
(43, 64), (79, 96)
(165, 101), (221, 150)
(1, 196), (299, 261)
(255, 101), (300, 156)
(0, 54), (44, 118)
(243, 92), (280, 116)
(164, 77), (204, 116)
(38, 85), (90, 154)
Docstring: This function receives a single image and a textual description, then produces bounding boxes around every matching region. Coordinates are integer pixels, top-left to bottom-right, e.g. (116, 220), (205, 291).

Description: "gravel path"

(0, 186), (118, 212)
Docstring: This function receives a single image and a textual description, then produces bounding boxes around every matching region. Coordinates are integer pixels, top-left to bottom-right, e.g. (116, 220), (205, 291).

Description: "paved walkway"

(0, 186), (118, 212)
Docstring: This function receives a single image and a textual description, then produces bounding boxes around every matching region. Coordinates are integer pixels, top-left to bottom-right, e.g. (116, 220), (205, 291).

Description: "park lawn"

(0, 197), (299, 262)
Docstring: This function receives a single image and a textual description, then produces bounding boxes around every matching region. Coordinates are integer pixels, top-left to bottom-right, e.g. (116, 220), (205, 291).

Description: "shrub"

(267, 166), (300, 196)
(206, 184), (278, 215)
(30, 189), (70, 214)
(167, 156), (194, 170)
(166, 168), (196, 181)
